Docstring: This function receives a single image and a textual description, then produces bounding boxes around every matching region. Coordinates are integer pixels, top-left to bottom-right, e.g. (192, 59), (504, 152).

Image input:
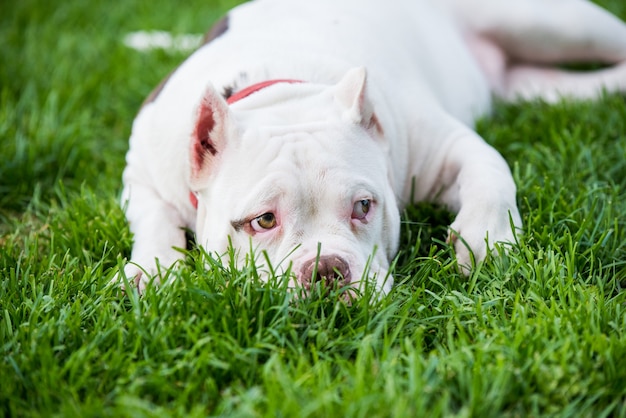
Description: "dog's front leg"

(418, 121), (522, 272)
(116, 183), (188, 293)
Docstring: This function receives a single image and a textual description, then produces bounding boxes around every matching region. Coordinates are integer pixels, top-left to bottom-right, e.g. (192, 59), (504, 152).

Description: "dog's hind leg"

(454, 0), (626, 62)
(449, 0), (626, 101)
(503, 62), (626, 102)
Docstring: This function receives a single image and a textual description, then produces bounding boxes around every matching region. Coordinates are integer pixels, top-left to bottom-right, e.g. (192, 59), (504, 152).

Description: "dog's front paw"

(448, 204), (521, 274)
(110, 262), (160, 295)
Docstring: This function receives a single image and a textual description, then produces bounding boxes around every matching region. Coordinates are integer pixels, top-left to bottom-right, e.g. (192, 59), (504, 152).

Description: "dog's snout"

(300, 255), (351, 288)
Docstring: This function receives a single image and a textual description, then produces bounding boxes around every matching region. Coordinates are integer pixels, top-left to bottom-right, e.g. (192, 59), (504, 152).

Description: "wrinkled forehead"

(213, 126), (388, 203)
(228, 125), (385, 182)
(230, 84), (341, 128)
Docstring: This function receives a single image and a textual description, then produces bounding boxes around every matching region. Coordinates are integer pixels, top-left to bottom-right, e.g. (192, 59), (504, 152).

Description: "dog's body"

(119, 0), (626, 294)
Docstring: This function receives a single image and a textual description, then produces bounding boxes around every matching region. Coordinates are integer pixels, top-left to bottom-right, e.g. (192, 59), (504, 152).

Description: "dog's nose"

(300, 255), (351, 289)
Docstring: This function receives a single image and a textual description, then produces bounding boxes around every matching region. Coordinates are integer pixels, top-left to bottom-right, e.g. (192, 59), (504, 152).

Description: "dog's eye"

(251, 213), (277, 231)
(351, 199), (371, 220)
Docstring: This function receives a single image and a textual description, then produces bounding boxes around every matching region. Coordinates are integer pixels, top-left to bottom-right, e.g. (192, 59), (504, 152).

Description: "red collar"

(226, 79), (304, 104)
(190, 79), (304, 209)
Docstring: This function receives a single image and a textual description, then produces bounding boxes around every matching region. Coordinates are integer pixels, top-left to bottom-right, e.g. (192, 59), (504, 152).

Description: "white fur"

(117, 0), (626, 294)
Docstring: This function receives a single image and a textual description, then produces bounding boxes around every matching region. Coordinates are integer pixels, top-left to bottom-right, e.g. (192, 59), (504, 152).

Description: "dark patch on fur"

(202, 15), (230, 45)
(221, 72), (250, 100)
(222, 85), (235, 100)
(141, 68), (176, 108)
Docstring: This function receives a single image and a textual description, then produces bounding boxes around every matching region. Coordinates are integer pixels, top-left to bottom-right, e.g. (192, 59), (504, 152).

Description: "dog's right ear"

(334, 67), (383, 137)
(190, 84), (233, 185)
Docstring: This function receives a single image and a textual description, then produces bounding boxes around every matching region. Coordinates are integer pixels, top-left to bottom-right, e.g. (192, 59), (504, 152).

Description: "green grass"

(2, 0), (626, 416)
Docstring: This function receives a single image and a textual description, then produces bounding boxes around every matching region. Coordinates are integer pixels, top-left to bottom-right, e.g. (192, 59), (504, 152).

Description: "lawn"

(1, 0), (626, 416)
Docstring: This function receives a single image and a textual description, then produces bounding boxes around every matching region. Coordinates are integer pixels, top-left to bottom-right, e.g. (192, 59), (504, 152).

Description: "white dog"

(118, 0), (626, 295)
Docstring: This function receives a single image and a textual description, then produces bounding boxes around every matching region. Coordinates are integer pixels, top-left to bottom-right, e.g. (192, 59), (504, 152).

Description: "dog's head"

(189, 68), (400, 296)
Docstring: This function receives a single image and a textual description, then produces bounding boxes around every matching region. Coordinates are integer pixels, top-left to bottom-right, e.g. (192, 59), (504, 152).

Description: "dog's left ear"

(190, 84), (234, 187)
(334, 67), (382, 135)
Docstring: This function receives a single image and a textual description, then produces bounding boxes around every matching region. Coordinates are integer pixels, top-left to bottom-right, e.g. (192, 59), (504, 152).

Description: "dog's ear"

(190, 84), (233, 185)
(334, 67), (383, 135)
